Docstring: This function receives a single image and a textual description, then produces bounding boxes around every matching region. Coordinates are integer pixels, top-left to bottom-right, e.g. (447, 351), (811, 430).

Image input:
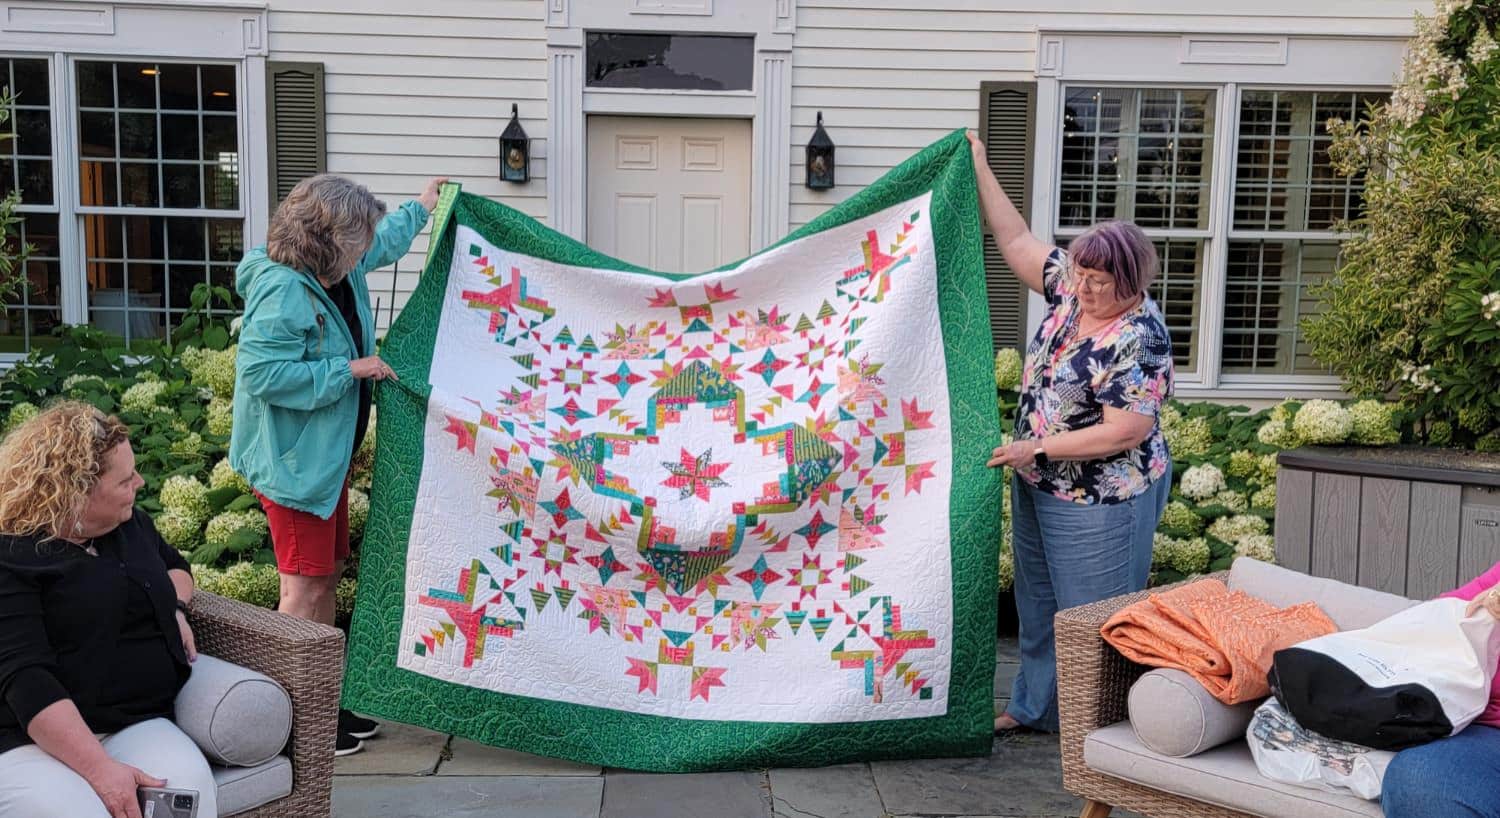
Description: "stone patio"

(330, 638), (1129, 818)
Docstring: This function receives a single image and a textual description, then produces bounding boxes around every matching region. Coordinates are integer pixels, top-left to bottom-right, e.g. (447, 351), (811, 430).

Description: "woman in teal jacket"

(229, 173), (444, 755)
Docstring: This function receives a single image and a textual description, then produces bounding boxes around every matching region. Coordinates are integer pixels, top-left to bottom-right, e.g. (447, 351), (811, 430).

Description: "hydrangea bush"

(990, 351), (1410, 591)
(1309, 0), (1500, 446)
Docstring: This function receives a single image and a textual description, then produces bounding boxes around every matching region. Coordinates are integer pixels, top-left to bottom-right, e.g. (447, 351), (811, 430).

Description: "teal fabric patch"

(345, 130), (1002, 771)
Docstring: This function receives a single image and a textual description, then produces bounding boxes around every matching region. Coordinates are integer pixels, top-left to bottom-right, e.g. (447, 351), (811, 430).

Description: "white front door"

(586, 116), (751, 273)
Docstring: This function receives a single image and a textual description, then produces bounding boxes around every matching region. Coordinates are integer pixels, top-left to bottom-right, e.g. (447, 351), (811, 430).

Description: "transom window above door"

(585, 32), (755, 91)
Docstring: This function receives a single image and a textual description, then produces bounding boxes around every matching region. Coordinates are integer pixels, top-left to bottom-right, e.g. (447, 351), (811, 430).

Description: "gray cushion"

(1228, 557), (1416, 630)
(1085, 721), (1383, 818)
(213, 756), (293, 817)
(174, 654), (292, 767)
(1128, 669), (1260, 758)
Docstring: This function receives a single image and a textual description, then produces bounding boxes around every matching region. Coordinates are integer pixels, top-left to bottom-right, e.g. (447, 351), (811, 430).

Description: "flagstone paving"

(331, 638), (1132, 818)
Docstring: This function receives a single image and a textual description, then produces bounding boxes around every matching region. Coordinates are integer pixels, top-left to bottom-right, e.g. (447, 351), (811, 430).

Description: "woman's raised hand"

(418, 177), (450, 212)
(1466, 587), (1500, 619)
(966, 130), (989, 169)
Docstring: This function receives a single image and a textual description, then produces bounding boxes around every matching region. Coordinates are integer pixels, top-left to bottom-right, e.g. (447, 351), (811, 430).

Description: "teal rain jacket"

(229, 201), (429, 519)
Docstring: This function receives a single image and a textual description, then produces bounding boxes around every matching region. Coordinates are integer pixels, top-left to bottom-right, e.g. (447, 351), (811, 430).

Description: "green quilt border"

(345, 129), (1002, 771)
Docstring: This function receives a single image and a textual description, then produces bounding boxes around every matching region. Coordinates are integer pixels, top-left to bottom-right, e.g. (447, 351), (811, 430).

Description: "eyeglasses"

(1071, 269), (1115, 294)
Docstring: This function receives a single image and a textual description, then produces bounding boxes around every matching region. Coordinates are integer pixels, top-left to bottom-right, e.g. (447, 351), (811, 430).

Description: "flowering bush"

(1153, 533), (1210, 576)
(209, 458), (251, 494)
(206, 397), (234, 436)
(1163, 414), (1214, 459)
(993, 348), (1022, 392)
(160, 475), (211, 526)
(1207, 514), (1271, 546)
(1311, 0), (1500, 445)
(1349, 400), (1403, 445)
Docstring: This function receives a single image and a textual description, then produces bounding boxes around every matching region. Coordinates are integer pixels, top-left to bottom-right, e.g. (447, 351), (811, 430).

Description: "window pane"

(158, 64), (198, 111)
(77, 61), (114, 108)
(1063, 235), (1200, 373)
(162, 114), (200, 160)
(1058, 87), (1216, 230)
(585, 32), (754, 91)
(163, 164), (201, 208)
(117, 63), (158, 109)
(1221, 240), (1339, 375)
(4, 58), (54, 207)
(200, 65), (236, 112)
(1233, 90), (1386, 231)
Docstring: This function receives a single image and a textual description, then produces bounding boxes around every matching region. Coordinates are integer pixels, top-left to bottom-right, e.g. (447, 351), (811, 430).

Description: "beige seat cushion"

(1129, 669), (1260, 758)
(213, 756), (293, 817)
(1227, 557), (1416, 630)
(1085, 721), (1383, 818)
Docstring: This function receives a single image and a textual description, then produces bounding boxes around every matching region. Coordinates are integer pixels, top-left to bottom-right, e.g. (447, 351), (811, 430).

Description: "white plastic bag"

(1247, 698), (1395, 800)
(1270, 597), (1500, 749)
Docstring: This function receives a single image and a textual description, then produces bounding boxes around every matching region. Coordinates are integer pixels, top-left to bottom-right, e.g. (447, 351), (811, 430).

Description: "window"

(1053, 84), (1383, 385)
(73, 60), (244, 348)
(1058, 87), (1215, 372)
(1, 58), (62, 354)
(585, 33), (754, 91)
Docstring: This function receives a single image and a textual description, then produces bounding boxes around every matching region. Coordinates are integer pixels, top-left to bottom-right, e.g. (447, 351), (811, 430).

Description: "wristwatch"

(175, 598), (191, 615)
(1032, 444), (1049, 467)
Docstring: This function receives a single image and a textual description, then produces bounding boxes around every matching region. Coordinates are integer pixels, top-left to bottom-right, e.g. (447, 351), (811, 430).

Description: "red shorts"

(255, 483), (350, 577)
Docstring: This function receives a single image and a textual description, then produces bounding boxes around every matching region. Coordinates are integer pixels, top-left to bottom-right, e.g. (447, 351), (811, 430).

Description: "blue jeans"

(1005, 473), (1169, 732)
(1382, 724), (1500, 817)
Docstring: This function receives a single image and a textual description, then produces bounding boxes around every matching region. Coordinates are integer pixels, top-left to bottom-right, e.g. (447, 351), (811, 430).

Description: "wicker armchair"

(1054, 573), (1256, 818)
(186, 591), (345, 818)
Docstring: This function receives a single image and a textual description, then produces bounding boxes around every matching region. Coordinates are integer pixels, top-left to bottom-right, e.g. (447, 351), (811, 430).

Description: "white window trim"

(1030, 29), (1409, 399)
(0, 0), (268, 358)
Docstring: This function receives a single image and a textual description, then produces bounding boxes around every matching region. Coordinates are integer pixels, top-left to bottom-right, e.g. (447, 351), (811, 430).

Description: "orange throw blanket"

(1100, 579), (1337, 705)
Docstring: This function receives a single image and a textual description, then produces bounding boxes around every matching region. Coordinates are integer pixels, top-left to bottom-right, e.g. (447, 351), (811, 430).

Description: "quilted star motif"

(661, 447), (731, 502)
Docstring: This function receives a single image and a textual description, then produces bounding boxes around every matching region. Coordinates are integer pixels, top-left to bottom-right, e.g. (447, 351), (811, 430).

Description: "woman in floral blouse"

(968, 132), (1174, 733)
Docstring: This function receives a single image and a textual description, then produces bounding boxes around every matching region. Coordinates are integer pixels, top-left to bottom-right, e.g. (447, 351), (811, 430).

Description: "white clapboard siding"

(268, 1), (547, 329)
(786, 0), (1422, 229)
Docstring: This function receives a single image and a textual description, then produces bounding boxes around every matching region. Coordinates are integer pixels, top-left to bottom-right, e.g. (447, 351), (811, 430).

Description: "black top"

(0, 509), (192, 755)
(326, 277), (373, 460)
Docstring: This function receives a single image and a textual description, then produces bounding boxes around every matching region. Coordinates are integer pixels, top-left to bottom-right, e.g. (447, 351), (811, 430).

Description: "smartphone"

(138, 786), (199, 818)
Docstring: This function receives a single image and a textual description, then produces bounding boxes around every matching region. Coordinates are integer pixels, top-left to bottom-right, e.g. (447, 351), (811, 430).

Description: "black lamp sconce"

(806, 111), (835, 190)
(500, 103), (530, 183)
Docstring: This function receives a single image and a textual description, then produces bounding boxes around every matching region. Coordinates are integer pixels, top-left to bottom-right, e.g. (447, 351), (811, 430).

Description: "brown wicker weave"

(187, 591), (344, 818)
(1054, 573), (1259, 818)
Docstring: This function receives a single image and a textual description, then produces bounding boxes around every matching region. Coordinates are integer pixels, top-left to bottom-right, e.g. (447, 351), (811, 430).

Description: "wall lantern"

(500, 103), (530, 183)
(805, 111), (835, 190)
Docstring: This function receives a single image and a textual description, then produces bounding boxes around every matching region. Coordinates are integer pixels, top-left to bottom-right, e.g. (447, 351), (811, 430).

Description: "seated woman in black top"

(0, 401), (217, 818)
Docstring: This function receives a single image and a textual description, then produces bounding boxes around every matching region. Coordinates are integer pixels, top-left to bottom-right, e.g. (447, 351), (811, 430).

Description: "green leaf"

(202, 325), (229, 351)
(226, 526), (264, 553)
(205, 486), (241, 513)
(225, 494), (258, 512)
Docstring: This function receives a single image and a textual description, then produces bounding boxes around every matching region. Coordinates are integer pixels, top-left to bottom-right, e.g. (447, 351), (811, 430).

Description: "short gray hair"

(265, 174), (387, 283)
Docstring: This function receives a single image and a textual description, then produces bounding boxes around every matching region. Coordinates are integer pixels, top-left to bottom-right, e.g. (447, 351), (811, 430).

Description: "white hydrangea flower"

(1234, 533), (1278, 564)
(1349, 400), (1401, 446)
(121, 380), (168, 414)
(204, 509), (269, 548)
(206, 397), (234, 437)
(159, 475), (210, 525)
(993, 348), (1022, 391)
(1179, 463), (1227, 501)
(1208, 514), (1270, 545)
(155, 509), (203, 551)
(1213, 490), (1249, 513)
(1152, 533), (1210, 575)
(208, 458), (251, 494)
(1164, 415), (1214, 459)
(1251, 484), (1277, 510)
(1290, 400), (1352, 446)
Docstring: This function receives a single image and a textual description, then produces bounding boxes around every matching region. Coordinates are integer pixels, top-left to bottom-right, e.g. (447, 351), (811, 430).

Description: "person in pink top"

(1380, 560), (1500, 818)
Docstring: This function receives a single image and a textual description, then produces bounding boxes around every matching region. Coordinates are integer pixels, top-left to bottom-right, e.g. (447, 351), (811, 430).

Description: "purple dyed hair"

(1068, 220), (1159, 299)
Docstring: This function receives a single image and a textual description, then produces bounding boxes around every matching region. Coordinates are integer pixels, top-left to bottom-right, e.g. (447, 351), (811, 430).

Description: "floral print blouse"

(1014, 248), (1174, 505)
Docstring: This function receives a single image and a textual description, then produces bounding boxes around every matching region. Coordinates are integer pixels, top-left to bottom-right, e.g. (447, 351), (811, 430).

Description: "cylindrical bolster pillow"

(1128, 669), (1259, 758)
(173, 655), (292, 767)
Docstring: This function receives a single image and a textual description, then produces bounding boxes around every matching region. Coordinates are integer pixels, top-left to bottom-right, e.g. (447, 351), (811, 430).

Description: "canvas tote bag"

(1268, 597), (1500, 750)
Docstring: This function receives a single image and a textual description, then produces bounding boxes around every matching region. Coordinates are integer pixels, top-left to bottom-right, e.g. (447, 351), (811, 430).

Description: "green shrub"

(1309, 0), (1500, 445)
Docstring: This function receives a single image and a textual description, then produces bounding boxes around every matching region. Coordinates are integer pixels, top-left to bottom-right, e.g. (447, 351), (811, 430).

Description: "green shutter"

(266, 61), (326, 211)
(978, 82), (1035, 353)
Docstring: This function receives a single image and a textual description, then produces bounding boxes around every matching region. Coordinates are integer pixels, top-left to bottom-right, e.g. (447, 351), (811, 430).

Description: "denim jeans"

(1382, 724), (1500, 817)
(1005, 471), (1170, 732)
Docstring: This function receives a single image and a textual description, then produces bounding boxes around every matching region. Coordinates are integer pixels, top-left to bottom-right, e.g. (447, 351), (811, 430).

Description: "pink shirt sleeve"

(1442, 559), (1500, 601)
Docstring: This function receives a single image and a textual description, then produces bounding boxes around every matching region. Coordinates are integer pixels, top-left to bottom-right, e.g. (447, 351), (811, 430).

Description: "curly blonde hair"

(0, 401), (130, 541)
(265, 174), (387, 283)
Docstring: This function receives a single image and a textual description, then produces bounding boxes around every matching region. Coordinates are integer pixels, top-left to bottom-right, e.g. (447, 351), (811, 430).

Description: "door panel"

(587, 116), (751, 273)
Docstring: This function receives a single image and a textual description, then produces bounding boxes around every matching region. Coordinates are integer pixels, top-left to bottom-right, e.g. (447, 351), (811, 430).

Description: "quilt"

(344, 130), (1003, 771)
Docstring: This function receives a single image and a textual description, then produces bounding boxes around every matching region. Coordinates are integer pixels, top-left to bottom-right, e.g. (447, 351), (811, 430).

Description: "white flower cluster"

(1291, 400), (1353, 446)
(1179, 463), (1227, 501)
(349, 488), (371, 540)
(1390, 0), (1476, 126)
(1213, 490), (1249, 513)
(120, 381), (168, 415)
(1349, 400), (1402, 446)
(204, 509), (269, 548)
(1159, 501), (1205, 538)
(1226, 450), (1259, 480)
(209, 458), (251, 494)
(1152, 533), (1210, 575)
(1483, 291), (1500, 323)
(1251, 484), (1277, 511)
(1234, 533), (1278, 564)
(206, 397), (234, 437)
(1400, 361), (1442, 394)
(184, 345), (237, 399)
(155, 510), (202, 551)
(1256, 418), (1299, 449)
(1207, 514), (1270, 545)
(993, 348), (1022, 391)
(160, 475), (210, 525)
(170, 431), (204, 458)
(62, 374), (106, 393)
(1164, 415), (1214, 459)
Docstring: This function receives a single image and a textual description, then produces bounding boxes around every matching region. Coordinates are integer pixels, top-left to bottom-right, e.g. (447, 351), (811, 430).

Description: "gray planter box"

(1275, 447), (1500, 598)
